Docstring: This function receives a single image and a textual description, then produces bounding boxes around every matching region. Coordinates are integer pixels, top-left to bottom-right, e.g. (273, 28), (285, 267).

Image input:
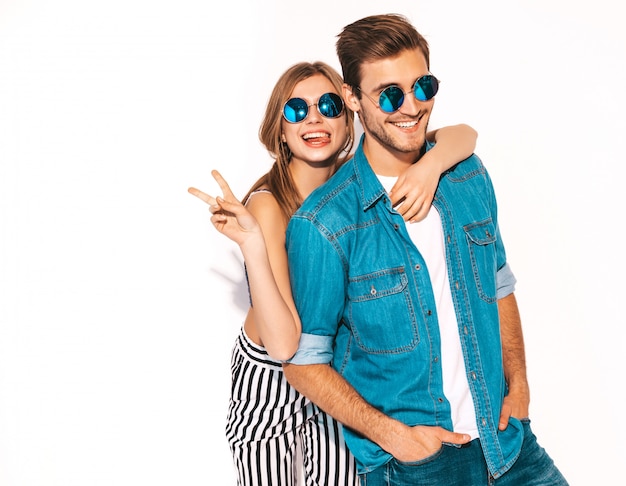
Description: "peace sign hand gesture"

(188, 170), (261, 247)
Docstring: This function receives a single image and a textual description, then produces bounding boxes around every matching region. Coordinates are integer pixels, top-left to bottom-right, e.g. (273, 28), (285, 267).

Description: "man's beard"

(358, 107), (428, 156)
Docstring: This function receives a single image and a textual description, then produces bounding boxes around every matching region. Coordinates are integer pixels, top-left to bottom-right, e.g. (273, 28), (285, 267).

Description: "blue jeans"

(358, 420), (568, 486)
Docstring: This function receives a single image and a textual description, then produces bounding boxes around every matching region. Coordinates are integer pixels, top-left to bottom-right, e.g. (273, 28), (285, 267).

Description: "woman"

(189, 61), (477, 485)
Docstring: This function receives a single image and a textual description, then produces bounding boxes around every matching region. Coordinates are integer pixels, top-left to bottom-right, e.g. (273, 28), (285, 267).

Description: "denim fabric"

(358, 421), (568, 485)
(286, 136), (523, 477)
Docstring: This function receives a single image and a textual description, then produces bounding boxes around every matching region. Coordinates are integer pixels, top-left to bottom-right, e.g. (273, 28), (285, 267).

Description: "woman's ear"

(281, 133), (286, 143)
(343, 83), (361, 112)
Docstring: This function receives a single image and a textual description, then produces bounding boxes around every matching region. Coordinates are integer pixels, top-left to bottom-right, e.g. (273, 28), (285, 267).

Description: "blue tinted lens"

(379, 86), (405, 113)
(283, 98), (309, 123)
(377, 76), (439, 113)
(414, 75), (439, 101)
(283, 93), (344, 123)
(318, 93), (344, 118)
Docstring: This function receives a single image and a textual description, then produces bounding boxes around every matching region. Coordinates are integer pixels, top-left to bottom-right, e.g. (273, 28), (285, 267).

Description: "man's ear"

(343, 83), (361, 112)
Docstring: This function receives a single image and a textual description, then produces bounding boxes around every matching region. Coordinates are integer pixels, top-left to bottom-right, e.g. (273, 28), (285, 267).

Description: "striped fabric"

(225, 328), (358, 485)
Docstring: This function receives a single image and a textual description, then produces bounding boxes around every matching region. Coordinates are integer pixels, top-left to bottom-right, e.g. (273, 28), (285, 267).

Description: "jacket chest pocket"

(464, 219), (498, 303)
(347, 268), (419, 354)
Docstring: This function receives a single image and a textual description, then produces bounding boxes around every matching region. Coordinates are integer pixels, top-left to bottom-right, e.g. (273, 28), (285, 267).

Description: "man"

(283, 13), (568, 485)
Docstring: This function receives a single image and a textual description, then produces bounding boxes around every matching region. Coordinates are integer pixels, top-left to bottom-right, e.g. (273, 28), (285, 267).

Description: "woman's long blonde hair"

(243, 62), (354, 223)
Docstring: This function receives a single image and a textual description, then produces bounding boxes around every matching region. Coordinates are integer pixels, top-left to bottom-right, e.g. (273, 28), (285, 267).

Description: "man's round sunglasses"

(358, 74), (439, 113)
(282, 92), (345, 124)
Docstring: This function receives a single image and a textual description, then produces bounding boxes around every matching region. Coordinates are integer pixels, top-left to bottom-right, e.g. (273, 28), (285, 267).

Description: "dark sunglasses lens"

(379, 86), (405, 113)
(318, 93), (344, 118)
(414, 75), (439, 101)
(283, 98), (309, 123)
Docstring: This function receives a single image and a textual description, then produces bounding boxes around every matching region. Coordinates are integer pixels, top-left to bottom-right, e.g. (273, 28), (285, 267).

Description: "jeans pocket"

(395, 445), (445, 467)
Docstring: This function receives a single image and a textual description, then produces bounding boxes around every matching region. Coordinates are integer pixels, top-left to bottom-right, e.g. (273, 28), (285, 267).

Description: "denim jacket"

(286, 137), (524, 478)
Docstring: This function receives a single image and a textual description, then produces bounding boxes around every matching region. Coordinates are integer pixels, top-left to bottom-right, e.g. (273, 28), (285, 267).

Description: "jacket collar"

(351, 134), (434, 211)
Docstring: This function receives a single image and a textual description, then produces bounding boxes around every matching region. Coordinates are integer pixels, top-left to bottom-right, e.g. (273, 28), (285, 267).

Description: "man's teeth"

(303, 132), (329, 140)
(393, 121), (418, 128)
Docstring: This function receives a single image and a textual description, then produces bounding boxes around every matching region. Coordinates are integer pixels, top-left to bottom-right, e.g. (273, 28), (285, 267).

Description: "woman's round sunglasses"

(282, 92), (344, 124)
(358, 74), (439, 113)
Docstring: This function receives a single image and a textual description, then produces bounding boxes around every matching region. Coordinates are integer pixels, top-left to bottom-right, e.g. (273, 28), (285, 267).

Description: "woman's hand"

(188, 170), (261, 247)
(389, 157), (441, 223)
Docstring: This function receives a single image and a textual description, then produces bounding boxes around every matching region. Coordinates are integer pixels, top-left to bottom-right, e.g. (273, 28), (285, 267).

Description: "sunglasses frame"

(282, 92), (345, 124)
(357, 74), (440, 114)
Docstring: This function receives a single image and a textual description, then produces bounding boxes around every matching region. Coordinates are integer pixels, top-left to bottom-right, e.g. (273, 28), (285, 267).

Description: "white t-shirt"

(378, 175), (479, 439)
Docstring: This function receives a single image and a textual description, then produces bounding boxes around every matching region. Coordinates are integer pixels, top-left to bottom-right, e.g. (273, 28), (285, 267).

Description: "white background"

(1, 0), (624, 484)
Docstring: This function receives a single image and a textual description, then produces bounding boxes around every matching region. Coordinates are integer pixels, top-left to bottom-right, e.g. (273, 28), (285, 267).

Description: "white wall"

(1, 1), (623, 484)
